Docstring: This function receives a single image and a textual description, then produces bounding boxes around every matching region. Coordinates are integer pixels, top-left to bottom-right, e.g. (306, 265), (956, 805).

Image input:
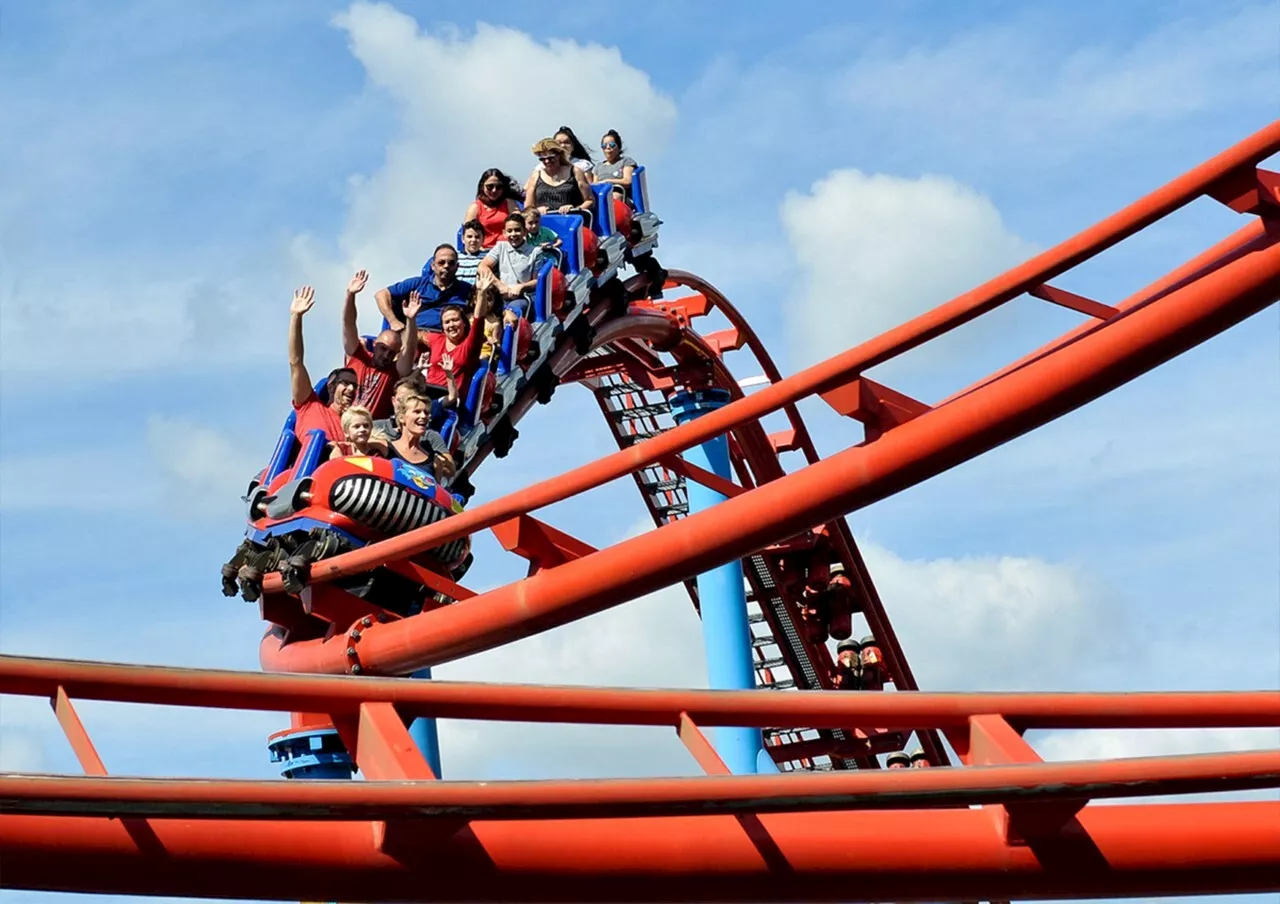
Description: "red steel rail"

(1, 655), (1278, 900)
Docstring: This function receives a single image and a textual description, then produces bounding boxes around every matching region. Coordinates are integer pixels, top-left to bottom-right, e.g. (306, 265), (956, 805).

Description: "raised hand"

(475, 268), (495, 290)
(403, 289), (423, 320)
(347, 269), (369, 295)
(440, 352), (455, 375)
(290, 285), (316, 316)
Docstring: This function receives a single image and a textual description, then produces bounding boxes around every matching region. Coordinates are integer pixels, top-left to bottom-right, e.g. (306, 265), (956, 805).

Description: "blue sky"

(1, 2), (1278, 902)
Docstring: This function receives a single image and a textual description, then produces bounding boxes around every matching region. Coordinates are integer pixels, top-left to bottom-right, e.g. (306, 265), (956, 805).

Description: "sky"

(1, 1), (1278, 902)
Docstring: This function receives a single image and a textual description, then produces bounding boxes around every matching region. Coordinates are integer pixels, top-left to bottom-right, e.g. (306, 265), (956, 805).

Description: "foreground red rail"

(1, 655), (1278, 901)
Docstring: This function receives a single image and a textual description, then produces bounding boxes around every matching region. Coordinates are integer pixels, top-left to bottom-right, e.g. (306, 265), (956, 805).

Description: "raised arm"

(396, 292), (423, 377)
(288, 286), (317, 407)
(440, 353), (459, 406)
(340, 269), (370, 356)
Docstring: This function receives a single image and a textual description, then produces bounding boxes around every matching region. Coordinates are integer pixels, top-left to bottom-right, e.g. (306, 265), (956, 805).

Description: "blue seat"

(589, 184), (616, 238)
(631, 165), (650, 214)
(531, 257), (559, 323)
(293, 429), (329, 479)
(264, 411), (299, 484)
(540, 213), (586, 276)
(462, 358), (494, 430)
(437, 407), (460, 449)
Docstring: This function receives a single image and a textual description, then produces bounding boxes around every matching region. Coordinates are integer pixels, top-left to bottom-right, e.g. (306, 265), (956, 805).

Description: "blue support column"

(407, 666), (443, 777)
(668, 388), (767, 774)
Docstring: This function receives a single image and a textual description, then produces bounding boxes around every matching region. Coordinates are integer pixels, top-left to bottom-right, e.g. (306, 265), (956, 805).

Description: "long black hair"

(555, 125), (593, 163)
(475, 168), (521, 203)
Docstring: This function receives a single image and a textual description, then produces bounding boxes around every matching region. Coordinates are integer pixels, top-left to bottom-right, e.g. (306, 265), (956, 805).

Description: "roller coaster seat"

(630, 165), (650, 215)
(532, 257), (568, 322)
(589, 183), (634, 243)
(589, 184), (616, 238)
(540, 213), (589, 276)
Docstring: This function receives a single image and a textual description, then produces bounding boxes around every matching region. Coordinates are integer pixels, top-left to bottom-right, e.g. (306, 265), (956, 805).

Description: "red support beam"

(660, 454), (745, 499)
(704, 327), (745, 355)
(349, 702), (437, 781)
(821, 376), (933, 440)
(491, 514), (597, 575)
(300, 584), (389, 627)
(1029, 283), (1120, 320)
(1208, 166), (1280, 215)
(50, 687), (107, 777)
(676, 712), (732, 775)
(386, 559), (476, 601)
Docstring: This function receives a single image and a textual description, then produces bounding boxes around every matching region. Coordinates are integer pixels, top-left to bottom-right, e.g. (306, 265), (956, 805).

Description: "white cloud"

(146, 415), (261, 518)
(781, 169), (1035, 367)
(862, 540), (1107, 691)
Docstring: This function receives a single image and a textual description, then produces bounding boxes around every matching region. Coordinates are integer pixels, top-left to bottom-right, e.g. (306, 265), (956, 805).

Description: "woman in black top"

(525, 137), (594, 216)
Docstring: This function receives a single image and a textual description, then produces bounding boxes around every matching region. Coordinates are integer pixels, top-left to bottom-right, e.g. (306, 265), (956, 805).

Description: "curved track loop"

(259, 120), (1280, 690)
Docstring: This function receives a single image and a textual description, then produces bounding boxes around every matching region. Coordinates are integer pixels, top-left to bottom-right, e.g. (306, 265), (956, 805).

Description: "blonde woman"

(387, 389), (457, 483)
(525, 137), (593, 216)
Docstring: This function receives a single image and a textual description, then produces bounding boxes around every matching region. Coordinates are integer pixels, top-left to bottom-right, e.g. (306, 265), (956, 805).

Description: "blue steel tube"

(668, 389), (769, 774)
(408, 666), (443, 776)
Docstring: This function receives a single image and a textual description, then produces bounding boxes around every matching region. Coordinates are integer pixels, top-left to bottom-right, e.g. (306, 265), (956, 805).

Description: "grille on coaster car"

(329, 475), (469, 565)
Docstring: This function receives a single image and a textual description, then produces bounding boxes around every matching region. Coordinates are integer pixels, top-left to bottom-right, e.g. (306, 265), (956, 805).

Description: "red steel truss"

(1, 655), (1278, 901)
(1, 122), (1278, 902)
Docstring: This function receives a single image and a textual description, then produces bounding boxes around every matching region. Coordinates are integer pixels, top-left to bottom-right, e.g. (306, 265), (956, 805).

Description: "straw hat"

(531, 137), (566, 162)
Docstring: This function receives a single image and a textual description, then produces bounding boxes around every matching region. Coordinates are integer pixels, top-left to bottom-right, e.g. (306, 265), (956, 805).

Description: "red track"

(2, 122), (1279, 901)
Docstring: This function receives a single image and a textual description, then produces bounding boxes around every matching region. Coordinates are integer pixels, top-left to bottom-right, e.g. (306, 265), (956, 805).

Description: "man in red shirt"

(341, 270), (403, 419)
(289, 284), (358, 442)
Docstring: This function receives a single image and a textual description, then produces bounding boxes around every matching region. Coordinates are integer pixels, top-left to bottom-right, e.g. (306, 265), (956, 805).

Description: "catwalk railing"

(1, 654), (1278, 901)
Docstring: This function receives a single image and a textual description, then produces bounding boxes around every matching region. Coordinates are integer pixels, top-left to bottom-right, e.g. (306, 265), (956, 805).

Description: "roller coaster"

(1, 122), (1279, 902)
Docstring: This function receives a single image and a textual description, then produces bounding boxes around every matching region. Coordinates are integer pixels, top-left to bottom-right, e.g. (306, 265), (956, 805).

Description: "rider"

(375, 244), (474, 333)
(340, 269), (401, 419)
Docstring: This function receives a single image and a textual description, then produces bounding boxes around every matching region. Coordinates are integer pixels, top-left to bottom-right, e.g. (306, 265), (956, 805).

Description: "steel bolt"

(350, 630), (362, 641)
(350, 664), (363, 674)
(346, 647), (357, 657)
(361, 616), (373, 628)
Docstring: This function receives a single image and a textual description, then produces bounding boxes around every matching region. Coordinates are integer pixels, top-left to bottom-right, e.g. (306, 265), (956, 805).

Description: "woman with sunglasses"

(525, 138), (594, 217)
(465, 168), (523, 249)
(593, 130), (637, 198)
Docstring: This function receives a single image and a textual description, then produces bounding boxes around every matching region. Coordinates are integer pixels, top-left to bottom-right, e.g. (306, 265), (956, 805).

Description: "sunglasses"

(483, 182), (503, 189)
(601, 141), (618, 149)
(537, 154), (558, 161)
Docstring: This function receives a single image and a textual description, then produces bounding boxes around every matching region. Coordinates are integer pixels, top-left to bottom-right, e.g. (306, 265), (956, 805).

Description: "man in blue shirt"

(375, 244), (474, 332)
